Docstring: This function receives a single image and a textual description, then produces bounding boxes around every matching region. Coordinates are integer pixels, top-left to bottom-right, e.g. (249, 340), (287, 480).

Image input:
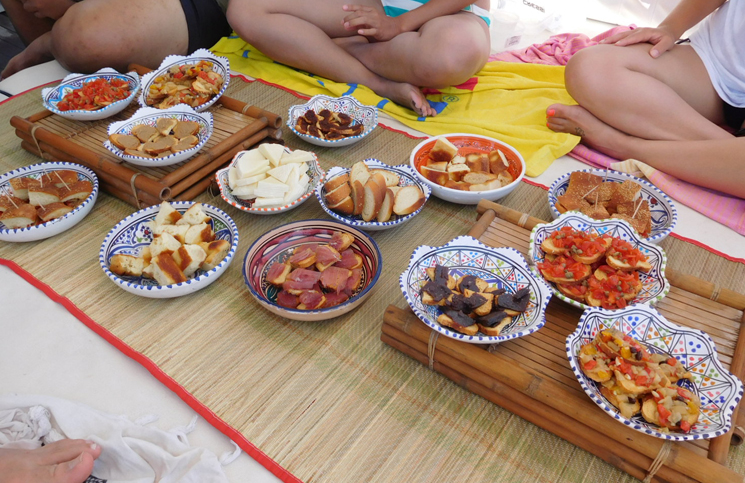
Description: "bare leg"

(565, 43), (730, 141)
(49, 0), (189, 73)
(337, 12), (490, 87)
(0, 0), (58, 44)
(227, 0), (436, 116)
(0, 439), (101, 483)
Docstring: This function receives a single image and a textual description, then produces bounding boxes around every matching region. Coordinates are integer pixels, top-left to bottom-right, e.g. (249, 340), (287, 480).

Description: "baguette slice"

(173, 120), (200, 139)
(171, 135), (199, 152)
(324, 182), (352, 206)
(328, 195), (355, 216)
(143, 136), (176, 155)
(323, 173), (349, 193)
(351, 180), (365, 216)
(376, 188), (395, 223)
(156, 117), (178, 136)
(132, 125), (160, 143)
(392, 186), (425, 216)
(349, 161), (371, 187)
(109, 133), (141, 150)
(361, 173), (386, 222)
(371, 169), (399, 187)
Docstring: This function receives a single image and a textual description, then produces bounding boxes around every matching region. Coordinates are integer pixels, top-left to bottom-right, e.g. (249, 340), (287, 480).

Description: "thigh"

(411, 12), (490, 72)
(53, 0), (190, 70)
(610, 43), (723, 122)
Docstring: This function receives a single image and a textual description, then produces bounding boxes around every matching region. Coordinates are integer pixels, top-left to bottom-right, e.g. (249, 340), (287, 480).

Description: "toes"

(52, 452), (95, 483)
(38, 440), (100, 466)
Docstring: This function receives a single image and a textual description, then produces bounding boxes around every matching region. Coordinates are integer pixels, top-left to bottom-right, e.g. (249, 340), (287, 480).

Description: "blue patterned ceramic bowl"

(567, 304), (743, 441)
(314, 158), (431, 231)
(529, 212), (669, 311)
(138, 49), (230, 113)
(287, 95), (378, 147)
(399, 235), (553, 344)
(548, 168), (677, 243)
(42, 68), (139, 121)
(0, 162), (98, 242)
(104, 105), (213, 167)
(99, 201), (238, 298)
(215, 146), (325, 215)
(243, 219), (382, 321)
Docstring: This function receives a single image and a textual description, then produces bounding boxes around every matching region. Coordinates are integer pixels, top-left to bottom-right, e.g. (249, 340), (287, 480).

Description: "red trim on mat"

(0, 258), (303, 483)
(0, 78), (62, 105)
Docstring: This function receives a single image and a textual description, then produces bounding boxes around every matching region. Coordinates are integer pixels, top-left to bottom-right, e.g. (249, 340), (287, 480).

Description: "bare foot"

(373, 80), (436, 117)
(546, 103), (630, 159)
(0, 439), (101, 483)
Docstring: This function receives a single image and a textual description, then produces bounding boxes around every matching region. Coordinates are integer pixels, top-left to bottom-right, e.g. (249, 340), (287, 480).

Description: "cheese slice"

(228, 167), (240, 190)
(258, 143), (287, 167)
(255, 177), (289, 198)
(234, 172), (268, 188)
(234, 150), (269, 178)
(231, 184), (258, 198)
(280, 150), (314, 165)
(252, 197), (285, 208)
(283, 184), (306, 204)
(267, 164), (294, 183)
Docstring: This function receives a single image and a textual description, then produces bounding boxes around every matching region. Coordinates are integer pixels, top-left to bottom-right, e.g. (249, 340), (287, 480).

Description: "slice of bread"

(371, 169), (399, 187)
(149, 231), (182, 258)
(361, 173), (386, 221)
(392, 185), (425, 215)
(28, 185), (60, 206)
(184, 223), (215, 244)
(350, 161), (371, 187)
(150, 253), (188, 286)
(154, 201), (182, 226)
(351, 180), (365, 216)
(328, 195), (355, 216)
(0, 204), (37, 228)
(421, 164), (448, 185)
(156, 117), (178, 136)
(171, 135), (199, 153)
(198, 239), (231, 270)
(109, 133), (141, 150)
(376, 188), (394, 222)
(173, 120), (200, 139)
(429, 137), (459, 163)
(324, 182), (352, 206)
(132, 124), (159, 143)
(447, 163), (470, 182)
(176, 203), (211, 226)
(324, 173), (350, 193)
(143, 136), (176, 155)
(37, 202), (73, 222)
(109, 254), (145, 277)
(172, 244), (207, 277)
(465, 153), (489, 173)
(58, 180), (93, 203)
(152, 224), (189, 244)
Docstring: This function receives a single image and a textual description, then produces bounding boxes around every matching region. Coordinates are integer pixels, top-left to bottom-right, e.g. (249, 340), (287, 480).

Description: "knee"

(416, 33), (488, 86)
(565, 46), (622, 102)
(227, 1), (263, 41)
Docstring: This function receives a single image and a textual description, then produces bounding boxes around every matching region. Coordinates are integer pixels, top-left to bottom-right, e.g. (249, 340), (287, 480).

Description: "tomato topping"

(667, 357), (677, 366)
(609, 238), (647, 266)
(56, 77), (131, 111)
(680, 420), (691, 432)
(635, 374), (649, 386)
(583, 360), (597, 371)
(676, 387), (689, 400)
(657, 404), (672, 425)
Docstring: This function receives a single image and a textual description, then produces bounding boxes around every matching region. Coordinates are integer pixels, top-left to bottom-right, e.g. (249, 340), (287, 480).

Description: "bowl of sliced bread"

(104, 105), (212, 167)
(399, 235), (553, 344)
(99, 201), (238, 298)
(410, 133), (525, 205)
(548, 168), (677, 243)
(0, 162), (98, 242)
(315, 159), (431, 231)
(215, 144), (324, 215)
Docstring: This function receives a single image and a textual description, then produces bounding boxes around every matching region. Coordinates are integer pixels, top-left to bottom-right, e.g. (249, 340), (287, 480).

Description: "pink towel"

(492, 27), (745, 236)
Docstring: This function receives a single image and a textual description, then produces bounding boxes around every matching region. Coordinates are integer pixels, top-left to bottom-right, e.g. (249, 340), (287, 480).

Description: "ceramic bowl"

(103, 105), (213, 167)
(286, 95), (378, 147)
(409, 133), (526, 204)
(138, 48), (230, 113)
(314, 158), (431, 231)
(548, 168), (678, 243)
(0, 162), (99, 242)
(215, 146), (325, 215)
(567, 304), (743, 441)
(42, 68), (139, 121)
(399, 235), (553, 344)
(99, 201), (238, 298)
(528, 212), (669, 311)
(243, 219), (382, 321)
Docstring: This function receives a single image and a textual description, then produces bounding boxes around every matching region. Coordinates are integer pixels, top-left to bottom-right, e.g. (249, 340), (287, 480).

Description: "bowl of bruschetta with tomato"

(528, 212), (669, 311)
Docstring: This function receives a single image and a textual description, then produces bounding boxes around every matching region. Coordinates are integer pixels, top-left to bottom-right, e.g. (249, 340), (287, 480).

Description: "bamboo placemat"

(2, 79), (745, 483)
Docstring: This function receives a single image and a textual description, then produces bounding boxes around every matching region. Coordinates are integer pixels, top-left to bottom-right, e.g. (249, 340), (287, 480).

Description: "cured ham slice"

(344, 268), (362, 295)
(288, 245), (317, 268)
(277, 290), (299, 308)
(266, 262), (291, 285)
(283, 268), (323, 293)
(335, 249), (362, 270)
(329, 231), (354, 252)
(298, 290), (325, 310)
(323, 291), (349, 308)
(315, 245), (342, 270)
(320, 266), (351, 293)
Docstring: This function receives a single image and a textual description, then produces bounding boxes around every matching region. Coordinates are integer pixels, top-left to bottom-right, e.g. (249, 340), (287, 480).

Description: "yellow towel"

(211, 35), (579, 177)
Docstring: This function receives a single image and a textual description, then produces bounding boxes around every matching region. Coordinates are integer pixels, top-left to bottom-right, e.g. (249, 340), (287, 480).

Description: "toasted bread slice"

(143, 135), (176, 155)
(109, 133), (141, 150)
(351, 180), (365, 216)
(132, 124), (160, 143)
(28, 184), (60, 207)
(437, 310), (478, 336)
(429, 137), (459, 163)
(173, 120), (201, 139)
(361, 172), (386, 222)
(156, 117), (178, 136)
(324, 182), (352, 206)
(37, 202), (73, 222)
(328, 195), (355, 216)
(323, 173), (350, 193)
(0, 203), (38, 228)
(58, 180), (93, 203)
(349, 161), (371, 187)
(376, 188), (394, 223)
(198, 239), (230, 270)
(171, 135), (199, 152)
(420, 164), (448, 185)
(600, 385), (641, 419)
(110, 254), (145, 277)
(392, 186), (425, 216)
(371, 169), (400, 187)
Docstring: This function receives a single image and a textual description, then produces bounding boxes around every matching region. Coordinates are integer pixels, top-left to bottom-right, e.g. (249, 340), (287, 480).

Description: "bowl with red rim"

(243, 219), (382, 321)
(567, 304), (743, 441)
(528, 212), (669, 311)
(409, 133), (525, 204)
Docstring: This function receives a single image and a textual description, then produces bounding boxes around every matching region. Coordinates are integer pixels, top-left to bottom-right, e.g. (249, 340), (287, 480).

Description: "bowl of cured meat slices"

(243, 219), (382, 321)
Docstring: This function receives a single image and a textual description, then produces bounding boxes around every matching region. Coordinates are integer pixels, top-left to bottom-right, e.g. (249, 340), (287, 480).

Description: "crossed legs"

(226, 0), (489, 116)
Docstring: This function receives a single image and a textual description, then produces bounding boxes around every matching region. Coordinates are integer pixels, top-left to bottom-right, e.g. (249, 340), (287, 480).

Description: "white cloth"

(0, 394), (231, 483)
(690, 0), (745, 107)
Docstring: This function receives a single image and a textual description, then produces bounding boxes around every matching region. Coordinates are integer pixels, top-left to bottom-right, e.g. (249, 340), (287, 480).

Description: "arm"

(0, 31), (54, 79)
(627, 137), (745, 199)
(601, 0), (727, 57)
(343, 0), (477, 41)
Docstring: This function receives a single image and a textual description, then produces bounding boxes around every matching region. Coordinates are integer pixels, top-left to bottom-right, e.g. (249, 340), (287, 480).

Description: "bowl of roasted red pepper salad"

(42, 68), (139, 121)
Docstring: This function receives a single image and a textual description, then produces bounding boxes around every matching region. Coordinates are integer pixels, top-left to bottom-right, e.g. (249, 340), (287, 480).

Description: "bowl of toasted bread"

(315, 159), (431, 231)
(0, 162), (98, 242)
(399, 235), (552, 344)
(528, 212), (669, 311)
(548, 168), (677, 243)
(287, 95), (378, 147)
(104, 105), (213, 167)
(138, 49), (229, 112)
(215, 144), (325, 215)
(42, 68), (139, 121)
(409, 133), (525, 205)
(99, 201), (238, 298)
(567, 304), (743, 440)
(243, 219), (382, 321)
